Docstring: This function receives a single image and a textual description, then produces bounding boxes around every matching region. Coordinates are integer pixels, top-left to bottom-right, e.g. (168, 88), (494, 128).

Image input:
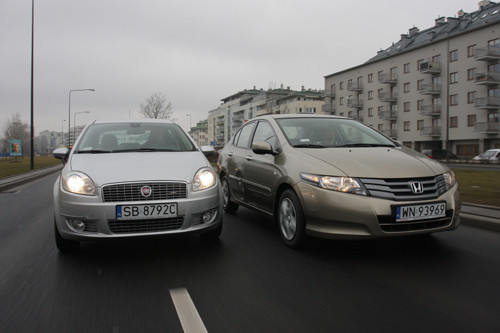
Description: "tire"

(200, 218), (223, 241)
(54, 219), (80, 251)
(221, 176), (239, 214)
(278, 189), (306, 249)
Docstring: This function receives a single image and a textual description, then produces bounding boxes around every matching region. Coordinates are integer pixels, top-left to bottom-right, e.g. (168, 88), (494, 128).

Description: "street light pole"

(68, 89), (94, 146)
(30, 0), (34, 169)
(73, 111), (90, 145)
(61, 119), (66, 147)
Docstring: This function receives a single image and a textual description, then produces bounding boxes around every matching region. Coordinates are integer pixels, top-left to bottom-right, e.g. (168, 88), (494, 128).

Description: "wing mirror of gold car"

(252, 142), (280, 155)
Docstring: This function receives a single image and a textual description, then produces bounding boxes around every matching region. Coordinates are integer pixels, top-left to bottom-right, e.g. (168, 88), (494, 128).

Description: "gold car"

(217, 115), (460, 248)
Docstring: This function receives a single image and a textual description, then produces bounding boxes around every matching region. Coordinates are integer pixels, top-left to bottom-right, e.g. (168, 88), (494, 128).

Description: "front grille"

(102, 182), (187, 202)
(108, 217), (184, 234)
(378, 210), (453, 232)
(360, 175), (446, 201)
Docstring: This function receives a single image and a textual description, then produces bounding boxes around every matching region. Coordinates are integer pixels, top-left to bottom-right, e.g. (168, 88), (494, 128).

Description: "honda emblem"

(409, 182), (424, 194)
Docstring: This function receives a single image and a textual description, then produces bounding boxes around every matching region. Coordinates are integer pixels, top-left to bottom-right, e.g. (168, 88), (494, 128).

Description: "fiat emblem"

(140, 186), (152, 197)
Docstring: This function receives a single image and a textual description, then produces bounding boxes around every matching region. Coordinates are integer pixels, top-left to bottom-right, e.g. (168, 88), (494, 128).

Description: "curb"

(0, 165), (63, 192)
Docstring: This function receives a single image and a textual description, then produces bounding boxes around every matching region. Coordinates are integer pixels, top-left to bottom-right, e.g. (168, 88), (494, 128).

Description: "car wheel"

(200, 218), (223, 241)
(54, 219), (79, 251)
(221, 176), (239, 213)
(278, 189), (306, 249)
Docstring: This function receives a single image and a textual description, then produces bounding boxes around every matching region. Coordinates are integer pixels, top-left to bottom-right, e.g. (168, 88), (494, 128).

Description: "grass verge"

(0, 156), (61, 179)
(452, 168), (500, 207)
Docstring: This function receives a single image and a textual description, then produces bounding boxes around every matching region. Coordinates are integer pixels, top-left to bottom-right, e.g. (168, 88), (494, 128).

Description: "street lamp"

(61, 119), (66, 147)
(73, 111), (90, 145)
(68, 89), (94, 146)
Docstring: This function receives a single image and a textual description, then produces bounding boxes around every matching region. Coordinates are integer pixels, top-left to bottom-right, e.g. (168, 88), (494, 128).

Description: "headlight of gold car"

(62, 171), (96, 195)
(443, 171), (456, 191)
(300, 173), (368, 195)
(193, 168), (216, 191)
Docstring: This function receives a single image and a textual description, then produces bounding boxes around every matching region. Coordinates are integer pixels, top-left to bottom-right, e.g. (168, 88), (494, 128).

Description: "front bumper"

(54, 178), (222, 241)
(295, 182), (461, 239)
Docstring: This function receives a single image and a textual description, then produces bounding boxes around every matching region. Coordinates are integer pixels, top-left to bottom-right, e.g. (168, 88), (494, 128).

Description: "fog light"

(202, 210), (217, 224)
(67, 219), (86, 232)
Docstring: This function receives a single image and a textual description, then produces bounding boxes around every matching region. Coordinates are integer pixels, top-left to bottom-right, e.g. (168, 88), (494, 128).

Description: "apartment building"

(207, 86), (324, 146)
(188, 119), (209, 146)
(324, 1), (500, 159)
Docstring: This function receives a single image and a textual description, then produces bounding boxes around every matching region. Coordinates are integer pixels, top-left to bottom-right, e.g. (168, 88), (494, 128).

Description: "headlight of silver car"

(443, 171), (456, 191)
(193, 168), (216, 191)
(300, 173), (368, 195)
(62, 171), (96, 195)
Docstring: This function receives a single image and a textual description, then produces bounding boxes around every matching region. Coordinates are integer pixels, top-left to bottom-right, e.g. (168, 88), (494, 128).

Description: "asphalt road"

(1, 173), (500, 332)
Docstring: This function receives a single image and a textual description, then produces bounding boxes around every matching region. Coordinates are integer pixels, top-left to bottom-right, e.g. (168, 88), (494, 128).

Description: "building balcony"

(420, 105), (441, 116)
(475, 72), (500, 85)
(378, 92), (398, 102)
(379, 110), (398, 121)
(216, 118), (225, 125)
(324, 89), (336, 98)
(382, 129), (397, 139)
(419, 62), (441, 74)
(420, 127), (441, 137)
(321, 104), (336, 114)
(475, 96), (500, 110)
(474, 46), (500, 62)
(347, 82), (363, 92)
(378, 73), (398, 85)
(419, 83), (441, 95)
(474, 121), (499, 134)
(347, 99), (363, 108)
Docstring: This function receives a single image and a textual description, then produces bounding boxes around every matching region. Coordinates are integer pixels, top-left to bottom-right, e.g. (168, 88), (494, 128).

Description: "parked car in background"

(218, 115), (460, 248)
(53, 119), (222, 251)
(473, 149), (500, 161)
(421, 149), (458, 160)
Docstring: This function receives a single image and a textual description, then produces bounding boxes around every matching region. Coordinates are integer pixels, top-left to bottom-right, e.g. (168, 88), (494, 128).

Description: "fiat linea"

(53, 119), (222, 251)
(217, 115), (460, 248)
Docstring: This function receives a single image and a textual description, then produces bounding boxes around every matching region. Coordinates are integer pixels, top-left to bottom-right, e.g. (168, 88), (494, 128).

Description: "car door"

(242, 120), (282, 214)
(224, 122), (256, 202)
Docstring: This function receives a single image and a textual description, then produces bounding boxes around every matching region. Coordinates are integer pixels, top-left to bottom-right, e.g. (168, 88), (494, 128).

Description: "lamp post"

(73, 111), (90, 145)
(68, 89), (94, 146)
(61, 119), (66, 147)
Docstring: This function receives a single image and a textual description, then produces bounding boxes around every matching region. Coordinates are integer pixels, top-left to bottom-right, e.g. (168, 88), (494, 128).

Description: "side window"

(252, 121), (276, 147)
(235, 122), (255, 148)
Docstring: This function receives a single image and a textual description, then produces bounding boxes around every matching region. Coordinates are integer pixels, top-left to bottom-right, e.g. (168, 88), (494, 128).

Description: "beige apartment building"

(324, 1), (500, 159)
(207, 86), (324, 146)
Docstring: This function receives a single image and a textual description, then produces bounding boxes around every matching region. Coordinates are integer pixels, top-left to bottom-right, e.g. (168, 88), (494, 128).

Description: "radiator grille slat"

(102, 182), (187, 202)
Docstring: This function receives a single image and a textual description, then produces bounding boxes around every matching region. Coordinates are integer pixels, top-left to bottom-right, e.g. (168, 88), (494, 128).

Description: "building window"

(417, 99), (424, 110)
(417, 120), (424, 130)
(404, 82), (410, 93)
(404, 63), (410, 74)
(467, 45), (476, 57)
(339, 82), (344, 90)
(450, 72), (458, 84)
(404, 102), (410, 112)
(432, 54), (441, 62)
(339, 97), (344, 105)
(450, 94), (458, 106)
(368, 108), (373, 117)
(417, 79), (424, 90)
(488, 38), (500, 47)
(457, 144), (479, 156)
(348, 111), (353, 118)
(368, 73), (373, 83)
(377, 106), (383, 115)
(449, 50), (458, 62)
(404, 121), (410, 131)
(368, 91), (373, 100)
(467, 114), (476, 127)
(417, 59), (424, 70)
(339, 112), (344, 117)
(467, 68), (476, 81)
(467, 91), (476, 104)
(450, 116), (458, 128)
(378, 71), (383, 81)
(377, 124), (383, 131)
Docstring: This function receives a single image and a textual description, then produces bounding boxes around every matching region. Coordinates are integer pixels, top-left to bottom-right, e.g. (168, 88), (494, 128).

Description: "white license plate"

(395, 202), (446, 222)
(116, 203), (177, 220)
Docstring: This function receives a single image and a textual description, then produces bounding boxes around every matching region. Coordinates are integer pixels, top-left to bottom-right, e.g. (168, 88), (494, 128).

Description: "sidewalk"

(0, 165), (499, 232)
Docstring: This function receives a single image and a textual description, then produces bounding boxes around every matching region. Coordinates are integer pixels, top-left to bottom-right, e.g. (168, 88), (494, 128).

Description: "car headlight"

(193, 168), (216, 191)
(300, 173), (368, 195)
(62, 171), (96, 195)
(443, 171), (456, 191)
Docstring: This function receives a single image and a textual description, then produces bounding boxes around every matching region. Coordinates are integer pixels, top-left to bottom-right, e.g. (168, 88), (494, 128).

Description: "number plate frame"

(116, 203), (178, 220)
(394, 201), (447, 222)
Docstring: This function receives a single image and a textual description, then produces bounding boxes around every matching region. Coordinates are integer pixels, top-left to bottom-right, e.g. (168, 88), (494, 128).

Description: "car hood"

(299, 147), (448, 178)
(68, 152), (209, 186)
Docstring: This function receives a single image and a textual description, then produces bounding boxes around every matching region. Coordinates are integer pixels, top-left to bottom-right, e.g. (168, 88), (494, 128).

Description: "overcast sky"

(0, 0), (480, 133)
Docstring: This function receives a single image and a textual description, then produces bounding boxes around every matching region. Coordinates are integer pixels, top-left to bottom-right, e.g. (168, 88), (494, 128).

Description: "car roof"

(90, 119), (176, 125)
(253, 114), (348, 121)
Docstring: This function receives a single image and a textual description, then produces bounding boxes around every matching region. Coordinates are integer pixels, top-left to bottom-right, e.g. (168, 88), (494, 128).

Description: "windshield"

(276, 117), (396, 148)
(481, 150), (497, 157)
(74, 122), (197, 153)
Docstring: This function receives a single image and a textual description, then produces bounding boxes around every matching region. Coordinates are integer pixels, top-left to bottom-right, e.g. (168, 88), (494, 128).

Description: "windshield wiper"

(76, 150), (112, 154)
(116, 148), (176, 152)
(336, 143), (395, 148)
(293, 144), (327, 148)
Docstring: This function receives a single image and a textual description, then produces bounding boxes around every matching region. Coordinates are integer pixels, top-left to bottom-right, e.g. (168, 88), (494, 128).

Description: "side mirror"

(252, 142), (275, 155)
(53, 147), (70, 165)
(200, 145), (216, 156)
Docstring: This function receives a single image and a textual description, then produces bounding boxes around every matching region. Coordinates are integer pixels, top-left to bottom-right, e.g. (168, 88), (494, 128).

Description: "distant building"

(207, 85), (324, 146)
(189, 120), (209, 146)
(324, 1), (500, 159)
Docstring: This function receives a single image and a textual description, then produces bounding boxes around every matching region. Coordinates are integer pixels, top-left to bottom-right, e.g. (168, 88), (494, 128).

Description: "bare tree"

(2, 113), (30, 155)
(139, 92), (174, 119)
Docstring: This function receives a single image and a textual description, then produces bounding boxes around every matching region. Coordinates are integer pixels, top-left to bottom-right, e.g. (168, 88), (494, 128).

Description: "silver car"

(53, 119), (222, 251)
(218, 115), (460, 248)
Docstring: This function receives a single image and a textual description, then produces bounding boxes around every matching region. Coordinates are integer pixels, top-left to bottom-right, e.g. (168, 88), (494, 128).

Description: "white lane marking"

(170, 288), (208, 333)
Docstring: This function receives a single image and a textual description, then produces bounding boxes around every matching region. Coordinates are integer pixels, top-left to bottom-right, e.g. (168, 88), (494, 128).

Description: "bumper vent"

(378, 210), (453, 232)
(102, 182), (187, 202)
(108, 217), (184, 234)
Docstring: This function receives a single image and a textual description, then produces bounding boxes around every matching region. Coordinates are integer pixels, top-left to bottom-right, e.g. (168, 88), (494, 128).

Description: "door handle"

(228, 152), (233, 157)
(245, 155), (253, 161)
